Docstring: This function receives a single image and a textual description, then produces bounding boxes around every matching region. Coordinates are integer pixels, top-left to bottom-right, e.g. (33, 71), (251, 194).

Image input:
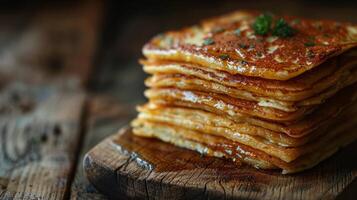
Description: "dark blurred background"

(0, 1), (356, 199)
(1, 0), (357, 104)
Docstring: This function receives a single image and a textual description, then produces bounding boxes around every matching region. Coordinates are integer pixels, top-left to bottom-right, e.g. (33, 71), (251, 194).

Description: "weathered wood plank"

(0, 1), (103, 199)
(84, 127), (357, 200)
(70, 96), (137, 200)
(0, 82), (86, 200)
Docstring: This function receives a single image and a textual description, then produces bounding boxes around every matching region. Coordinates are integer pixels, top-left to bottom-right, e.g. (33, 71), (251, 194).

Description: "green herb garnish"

(219, 54), (229, 60)
(272, 18), (295, 38)
(253, 13), (273, 35)
(203, 38), (214, 46)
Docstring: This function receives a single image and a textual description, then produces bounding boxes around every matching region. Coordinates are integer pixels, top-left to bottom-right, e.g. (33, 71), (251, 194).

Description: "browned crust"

(143, 11), (357, 80)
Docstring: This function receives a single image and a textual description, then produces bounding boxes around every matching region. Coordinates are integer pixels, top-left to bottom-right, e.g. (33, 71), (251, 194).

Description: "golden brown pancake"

(132, 116), (357, 174)
(136, 102), (357, 148)
(146, 84), (357, 137)
(145, 88), (313, 121)
(142, 55), (357, 102)
(146, 74), (296, 111)
(134, 99), (357, 163)
(145, 67), (357, 112)
(143, 11), (357, 80)
(132, 122), (277, 170)
(132, 10), (357, 174)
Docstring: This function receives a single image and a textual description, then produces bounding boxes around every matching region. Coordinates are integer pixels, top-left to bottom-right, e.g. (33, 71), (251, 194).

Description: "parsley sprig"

(253, 13), (272, 35)
(253, 13), (296, 38)
(272, 18), (295, 38)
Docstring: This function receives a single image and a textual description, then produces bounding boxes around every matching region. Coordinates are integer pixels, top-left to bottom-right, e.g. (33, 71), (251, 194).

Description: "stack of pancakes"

(132, 11), (357, 174)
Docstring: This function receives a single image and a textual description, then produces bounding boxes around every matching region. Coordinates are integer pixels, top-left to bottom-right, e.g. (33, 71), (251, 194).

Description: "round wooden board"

(84, 126), (357, 200)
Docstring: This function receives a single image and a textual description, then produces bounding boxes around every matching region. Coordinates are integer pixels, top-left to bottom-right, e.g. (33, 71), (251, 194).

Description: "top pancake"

(143, 11), (357, 80)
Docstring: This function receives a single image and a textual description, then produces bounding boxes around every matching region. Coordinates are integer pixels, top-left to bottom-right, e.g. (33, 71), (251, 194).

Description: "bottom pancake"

(131, 119), (357, 174)
(132, 121), (276, 170)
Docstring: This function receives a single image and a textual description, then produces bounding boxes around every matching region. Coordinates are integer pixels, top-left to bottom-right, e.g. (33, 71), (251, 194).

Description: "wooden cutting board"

(84, 126), (357, 200)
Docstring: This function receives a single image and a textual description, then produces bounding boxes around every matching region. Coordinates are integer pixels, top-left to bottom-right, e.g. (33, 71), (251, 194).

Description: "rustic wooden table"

(0, 1), (356, 199)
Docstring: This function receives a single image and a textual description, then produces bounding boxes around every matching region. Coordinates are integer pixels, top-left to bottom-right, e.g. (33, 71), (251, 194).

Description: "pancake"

(132, 120), (277, 170)
(146, 74), (295, 112)
(132, 116), (357, 174)
(145, 66), (357, 111)
(146, 84), (357, 137)
(134, 100), (357, 162)
(142, 55), (357, 102)
(136, 102), (357, 148)
(132, 10), (357, 174)
(145, 88), (313, 121)
(143, 11), (357, 80)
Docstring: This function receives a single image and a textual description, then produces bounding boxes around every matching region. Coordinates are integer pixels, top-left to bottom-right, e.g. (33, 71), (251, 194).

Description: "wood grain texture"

(70, 96), (136, 200)
(0, 1), (102, 199)
(0, 82), (86, 200)
(84, 127), (357, 200)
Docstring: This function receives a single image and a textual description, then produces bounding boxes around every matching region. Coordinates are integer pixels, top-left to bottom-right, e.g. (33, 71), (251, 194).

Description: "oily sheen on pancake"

(132, 117), (357, 174)
(135, 101), (357, 163)
(132, 10), (357, 174)
(143, 11), (357, 80)
(136, 102), (357, 148)
(146, 84), (357, 137)
(142, 55), (357, 102)
(145, 88), (314, 121)
(145, 67), (357, 112)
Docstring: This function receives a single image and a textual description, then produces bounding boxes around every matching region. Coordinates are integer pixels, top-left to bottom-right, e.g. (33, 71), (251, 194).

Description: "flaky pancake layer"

(135, 101), (357, 162)
(132, 119), (357, 174)
(145, 88), (313, 122)
(142, 56), (357, 102)
(132, 122), (276, 170)
(138, 104), (297, 146)
(145, 66), (357, 112)
(146, 74), (296, 112)
(146, 84), (357, 137)
(143, 11), (357, 80)
(136, 103), (357, 148)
